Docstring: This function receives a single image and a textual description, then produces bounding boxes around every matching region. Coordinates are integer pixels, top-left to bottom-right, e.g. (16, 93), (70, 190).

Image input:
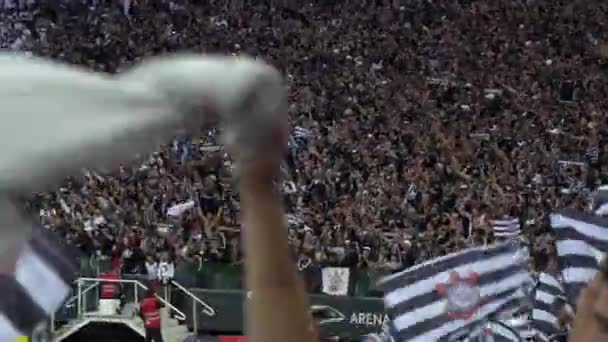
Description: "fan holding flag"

(0, 52), (313, 342)
(380, 242), (532, 342)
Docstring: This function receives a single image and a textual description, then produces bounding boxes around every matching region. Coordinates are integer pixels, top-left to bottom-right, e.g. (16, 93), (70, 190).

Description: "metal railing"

(170, 279), (216, 333)
(77, 277), (187, 321)
(50, 280), (100, 333)
(66, 282), (99, 306)
(52, 276), (216, 334)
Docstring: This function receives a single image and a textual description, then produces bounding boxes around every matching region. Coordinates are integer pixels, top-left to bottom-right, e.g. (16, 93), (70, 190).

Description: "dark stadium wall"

(179, 289), (386, 339)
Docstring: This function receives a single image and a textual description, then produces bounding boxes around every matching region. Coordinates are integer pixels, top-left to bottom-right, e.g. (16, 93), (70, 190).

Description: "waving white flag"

(0, 52), (286, 338)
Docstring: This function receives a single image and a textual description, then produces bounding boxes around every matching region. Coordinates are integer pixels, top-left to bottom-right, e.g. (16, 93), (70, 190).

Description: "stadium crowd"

(4, 0), (608, 293)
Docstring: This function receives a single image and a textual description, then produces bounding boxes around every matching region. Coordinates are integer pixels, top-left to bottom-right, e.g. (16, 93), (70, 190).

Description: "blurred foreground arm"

(239, 163), (314, 342)
(0, 52), (313, 339)
(570, 265), (608, 341)
(0, 52), (310, 339)
(123, 53), (314, 341)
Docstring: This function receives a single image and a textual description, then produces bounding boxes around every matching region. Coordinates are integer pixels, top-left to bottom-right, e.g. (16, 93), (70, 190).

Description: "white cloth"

(99, 299), (121, 315)
(321, 267), (350, 296)
(145, 261), (159, 281)
(158, 261), (175, 283)
(0, 52), (285, 340)
(167, 200), (195, 217)
(123, 0), (131, 16)
(0, 53), (286, 193)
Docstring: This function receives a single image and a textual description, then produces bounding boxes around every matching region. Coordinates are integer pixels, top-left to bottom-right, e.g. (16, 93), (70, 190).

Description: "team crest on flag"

(436, 271), (487, 320)
(381, 242), (531, 341)
(328, 271), (344, 293)
(322, 267), (350, 296)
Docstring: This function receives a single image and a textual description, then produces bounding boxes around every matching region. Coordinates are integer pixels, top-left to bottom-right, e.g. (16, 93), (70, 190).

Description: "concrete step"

(161, 308), (190, 342)
(52, 302), (189, 342)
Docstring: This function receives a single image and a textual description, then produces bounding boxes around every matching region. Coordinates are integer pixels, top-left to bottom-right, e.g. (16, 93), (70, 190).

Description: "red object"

(151, 279), (162, 294)
(140, 297), (161, 328)
(110, 254), (122, 270)
(100, 271), (120, 299)
(220, 336), (246, 342)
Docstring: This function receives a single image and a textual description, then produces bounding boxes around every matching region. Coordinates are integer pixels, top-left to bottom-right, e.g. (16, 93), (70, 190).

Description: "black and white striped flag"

(591, 185), (608, 216)
(489, 288), (536, 341)
(380, 242), (531, 342)
(0, 224), (78, 340)
(287, 126), (313, 150)
(491, 217), (521, 240)
(549, 208), (608, 306)
(466, 319), (529, 342)
(285, 126), (314, 176)
(286, 213), (304, 227)
(531, 272), (566, 341)
(585, 144), (599, 166)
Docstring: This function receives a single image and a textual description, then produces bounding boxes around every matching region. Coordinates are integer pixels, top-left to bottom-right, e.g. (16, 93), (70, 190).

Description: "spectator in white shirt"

(145, 255), (159, 282)
(157, 252), (175, 285)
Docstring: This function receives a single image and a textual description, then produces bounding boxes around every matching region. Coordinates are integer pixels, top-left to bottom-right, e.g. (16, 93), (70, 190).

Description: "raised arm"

(238, 161), (315, 342)
(217, 69), (314, 342)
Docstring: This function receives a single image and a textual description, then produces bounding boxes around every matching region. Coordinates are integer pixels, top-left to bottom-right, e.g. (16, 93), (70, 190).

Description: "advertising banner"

(183, 288), (386, 340)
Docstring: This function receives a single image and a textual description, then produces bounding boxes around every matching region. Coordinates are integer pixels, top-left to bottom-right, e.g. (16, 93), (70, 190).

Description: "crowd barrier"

(51, 256), (388, 338)
(85, 256), (386, 297)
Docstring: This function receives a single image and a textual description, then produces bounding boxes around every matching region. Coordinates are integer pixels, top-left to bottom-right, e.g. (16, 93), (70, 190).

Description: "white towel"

(0, 53), (286, 192)
(0, 53), (286, 337)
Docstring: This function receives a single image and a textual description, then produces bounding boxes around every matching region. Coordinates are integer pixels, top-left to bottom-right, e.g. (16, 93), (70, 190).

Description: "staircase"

(51, 277), (215, 342)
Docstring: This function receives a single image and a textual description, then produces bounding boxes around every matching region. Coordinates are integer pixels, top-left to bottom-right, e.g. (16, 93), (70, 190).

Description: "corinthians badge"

(436, 271), (487, 319)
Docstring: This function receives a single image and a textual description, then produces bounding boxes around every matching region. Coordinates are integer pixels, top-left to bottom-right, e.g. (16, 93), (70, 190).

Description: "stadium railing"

(52, 256), (387, 338)
(85, 256), (385, 296)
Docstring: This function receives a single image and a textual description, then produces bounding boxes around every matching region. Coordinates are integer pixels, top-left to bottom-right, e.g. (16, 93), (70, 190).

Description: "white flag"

(123, 0), (131, 16)
(167, 199), (195, 217)
(0, 53), (285, 193)
(158, 261), (175, 282)
(322, 267), (350, 296)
